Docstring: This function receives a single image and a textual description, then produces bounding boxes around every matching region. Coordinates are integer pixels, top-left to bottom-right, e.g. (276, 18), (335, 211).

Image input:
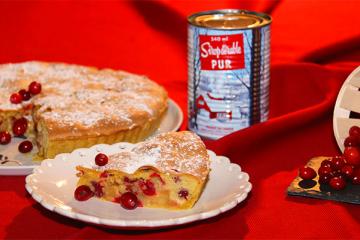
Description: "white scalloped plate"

(0, 99), (183, 176)
(333, 66), (360, 152)
(25, 143), (251, 229)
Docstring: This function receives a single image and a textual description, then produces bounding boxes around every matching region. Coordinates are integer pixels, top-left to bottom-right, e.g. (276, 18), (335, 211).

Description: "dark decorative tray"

(287, 156), (360, 204)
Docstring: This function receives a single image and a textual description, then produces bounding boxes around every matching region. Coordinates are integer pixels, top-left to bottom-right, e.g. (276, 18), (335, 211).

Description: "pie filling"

(76, 166), (204, 210)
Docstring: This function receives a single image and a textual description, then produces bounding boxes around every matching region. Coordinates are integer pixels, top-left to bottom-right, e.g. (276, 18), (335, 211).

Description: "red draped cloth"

(1, 0), (360, 239)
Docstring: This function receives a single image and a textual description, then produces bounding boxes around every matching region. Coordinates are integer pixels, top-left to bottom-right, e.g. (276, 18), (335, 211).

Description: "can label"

(199, 35), (245, 70)
(188, 25), (270, 139)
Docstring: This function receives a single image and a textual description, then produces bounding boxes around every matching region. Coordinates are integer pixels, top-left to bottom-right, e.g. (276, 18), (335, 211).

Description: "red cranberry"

(331, 156), (346, 170)
(95, 153), (108, 166)
(343, 147), (360, 166)
(352, 173), (360, 185)
(15, 117), (27, 126)
(119, 192), (138, 210)
(18, 89), (31, 101)
(319, 174), (331, 184)
(299, 166), (317, 180)
(28, 81), (42, 95)
(351, 168), (360, 184)
(349, 126), (360, 139)
(0, 131), (11, 145)
(344, 136), (359, 147)
(10, 93), (22, 104)
(318, 166), (333, 177)
(332, 171), (346, 180)
(74, 185), (94, 201)
(12, 117), (28, 136)
(341, 164), (354, 179)
(320, 159), (334, 169)
(18, 140), (33, 153)
(178, 189), (189, 200)
(139, 179), (156, 196)
(329, 177), (346, 190)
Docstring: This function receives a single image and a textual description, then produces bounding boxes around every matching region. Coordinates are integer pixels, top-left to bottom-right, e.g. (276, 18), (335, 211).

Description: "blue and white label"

(188, 24), (270, 139)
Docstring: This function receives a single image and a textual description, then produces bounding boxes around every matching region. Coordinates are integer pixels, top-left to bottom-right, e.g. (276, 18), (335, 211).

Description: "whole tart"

(0, 61), (168, 159)
(75, 131), (210, 210)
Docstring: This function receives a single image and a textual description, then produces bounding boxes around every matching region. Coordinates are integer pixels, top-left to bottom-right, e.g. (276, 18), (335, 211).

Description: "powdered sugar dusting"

(97, 131), (210, 180)
(0, 62), (167, 134)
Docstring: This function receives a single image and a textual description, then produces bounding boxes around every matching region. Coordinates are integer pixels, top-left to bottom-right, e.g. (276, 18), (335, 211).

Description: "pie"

(0, 61), (168, 159)
(75, 131), (210, 210)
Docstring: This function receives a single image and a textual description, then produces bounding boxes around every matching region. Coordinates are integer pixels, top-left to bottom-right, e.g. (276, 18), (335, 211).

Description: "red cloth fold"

(1, 0), (360, 239)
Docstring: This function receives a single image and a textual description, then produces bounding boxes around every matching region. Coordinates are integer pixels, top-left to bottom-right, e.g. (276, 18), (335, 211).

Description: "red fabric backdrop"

(1, 0), (360, 239)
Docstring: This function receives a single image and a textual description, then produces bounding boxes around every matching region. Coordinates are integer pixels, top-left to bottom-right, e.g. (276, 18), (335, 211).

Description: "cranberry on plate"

(341, 164), (354, 179)
(298, 166), (317, 180)
(18, 140), (33, 153)
(318, 166), (333, 177)
(343, 147), (360, 166)
(330, 156), (346, 170)
(329, 177), (346, 190)
(320, 159), (333, 168)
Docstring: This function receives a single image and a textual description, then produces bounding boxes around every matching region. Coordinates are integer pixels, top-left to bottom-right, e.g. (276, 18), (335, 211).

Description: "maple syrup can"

(188, 9), (272, 139)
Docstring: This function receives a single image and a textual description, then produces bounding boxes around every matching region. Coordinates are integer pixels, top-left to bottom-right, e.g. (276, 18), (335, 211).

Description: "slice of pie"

(0, 62), (168, 159)
(75, 131), (210, 210)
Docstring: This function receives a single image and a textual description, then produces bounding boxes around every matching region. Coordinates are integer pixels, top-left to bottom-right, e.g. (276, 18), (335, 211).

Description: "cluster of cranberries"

(299, 125), (360, 190)
(10, 81), (41, 104)
(74, 153), (140, 210)
(0, 81), (42, 153)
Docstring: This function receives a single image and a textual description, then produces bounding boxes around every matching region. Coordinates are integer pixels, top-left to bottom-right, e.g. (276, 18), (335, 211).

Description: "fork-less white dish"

(25, 143), (251, 229)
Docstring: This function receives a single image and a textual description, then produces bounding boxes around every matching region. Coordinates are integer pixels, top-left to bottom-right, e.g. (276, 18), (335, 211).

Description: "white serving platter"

(25, 144), (251, 229)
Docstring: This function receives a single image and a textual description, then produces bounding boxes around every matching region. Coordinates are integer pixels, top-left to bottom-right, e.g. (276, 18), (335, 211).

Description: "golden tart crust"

(0, 61), (168, 159)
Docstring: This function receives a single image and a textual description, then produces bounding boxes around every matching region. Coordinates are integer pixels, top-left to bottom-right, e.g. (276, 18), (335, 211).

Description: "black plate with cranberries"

(288, 126), (360, 204)
(300, 126), (360, 189)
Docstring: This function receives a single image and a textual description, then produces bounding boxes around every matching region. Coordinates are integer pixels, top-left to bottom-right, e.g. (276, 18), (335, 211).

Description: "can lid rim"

(188, 9), (272, 30)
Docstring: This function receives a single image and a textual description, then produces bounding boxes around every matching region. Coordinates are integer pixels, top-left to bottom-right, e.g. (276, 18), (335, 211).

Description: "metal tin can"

(188, 9), (272, 139)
